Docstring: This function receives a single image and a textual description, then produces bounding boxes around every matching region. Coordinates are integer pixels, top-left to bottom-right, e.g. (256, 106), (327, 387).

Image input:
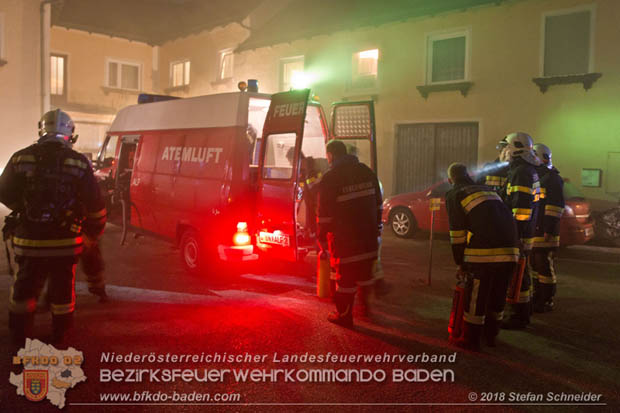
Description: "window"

(426, 30), (470, 84)
(351, 49), (378, 89)
(279, 56), (304, 91)
(170, 60), (190, 87)
(262, 133), (296, 180)
(217, 49), (233, 81)
(106, 59), (141, 91)
(50, 54), (67, 98)
(543, 7), (593, 76)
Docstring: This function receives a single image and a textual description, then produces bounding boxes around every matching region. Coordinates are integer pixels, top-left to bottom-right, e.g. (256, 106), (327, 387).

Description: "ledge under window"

(101, 86), (141, 95)
(416, 81), (473, 99)
(532, 73), (602, 93)
(0, 58), (7, 67)
(164, 85), (189, 94)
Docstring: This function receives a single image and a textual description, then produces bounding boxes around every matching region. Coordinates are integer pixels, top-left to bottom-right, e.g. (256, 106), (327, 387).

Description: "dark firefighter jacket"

(446, 181), (519, 266)
(0, 140), (106, 257)
(533, 166), (564, 249)
(475, 159), (510, 193)
(317, 154), (382, 263)
(503, 157), (541, 251)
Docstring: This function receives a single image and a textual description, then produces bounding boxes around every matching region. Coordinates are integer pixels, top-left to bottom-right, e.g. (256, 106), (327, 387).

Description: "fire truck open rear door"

(330, 100), (377, 172)
(256, 89), (311, 262)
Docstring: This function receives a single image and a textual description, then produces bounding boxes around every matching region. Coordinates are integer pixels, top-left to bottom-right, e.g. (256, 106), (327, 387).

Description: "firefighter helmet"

(533, 143), (553, 169)
(502, 132), (541, 165)
(38, 109), (77, 145)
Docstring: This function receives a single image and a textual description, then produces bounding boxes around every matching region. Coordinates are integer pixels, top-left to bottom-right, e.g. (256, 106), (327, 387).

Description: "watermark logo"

(24, 370), (49, 402)
(9, 338), (86, 409)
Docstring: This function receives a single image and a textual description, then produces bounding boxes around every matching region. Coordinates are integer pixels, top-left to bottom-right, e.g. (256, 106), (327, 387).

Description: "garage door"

(395, 122), (478, 194)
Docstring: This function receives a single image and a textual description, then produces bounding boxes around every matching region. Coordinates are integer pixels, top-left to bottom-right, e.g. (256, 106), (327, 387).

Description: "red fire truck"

(95, 88), (376, 273)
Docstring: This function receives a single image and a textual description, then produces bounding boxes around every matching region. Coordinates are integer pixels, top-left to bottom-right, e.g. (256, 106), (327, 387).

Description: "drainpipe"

(40, 0), (61, 115)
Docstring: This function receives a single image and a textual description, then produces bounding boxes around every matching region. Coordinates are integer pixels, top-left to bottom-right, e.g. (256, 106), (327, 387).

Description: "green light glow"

(290, 70), (312, 89)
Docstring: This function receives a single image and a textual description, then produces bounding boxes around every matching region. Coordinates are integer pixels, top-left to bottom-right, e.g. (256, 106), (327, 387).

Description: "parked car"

(382, 179), (594, 246)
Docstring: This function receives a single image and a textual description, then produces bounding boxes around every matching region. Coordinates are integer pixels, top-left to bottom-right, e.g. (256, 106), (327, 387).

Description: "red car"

(382, 180), (594, 246)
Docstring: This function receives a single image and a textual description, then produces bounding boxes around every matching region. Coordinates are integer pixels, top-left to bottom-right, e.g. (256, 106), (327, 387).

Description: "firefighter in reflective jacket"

(317, 140), (382, 326)
(532, 143), (564, 313)
(475, 139), (510, 193)
(0, 109), (107, 346)
(446, 163), (519, 351)
(500, 132), (541, 329)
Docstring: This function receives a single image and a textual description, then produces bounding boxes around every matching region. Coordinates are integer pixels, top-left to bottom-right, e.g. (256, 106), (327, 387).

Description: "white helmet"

(533, 143), (552, 169)
(501, 132), (540, 166)
(38, 109), (77, 146)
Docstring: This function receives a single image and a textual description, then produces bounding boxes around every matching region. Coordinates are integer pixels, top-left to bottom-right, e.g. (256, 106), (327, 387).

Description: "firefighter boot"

(89, 284), (109, 303)
(327, 292), (354, 327)
(545, 284), (556, 312)
(9, 312), (34, 348)
(374, 277), (391, 298)
(484, 318), (501, 347)
(455, 322), (482, 352)
(358, 286), (372, 318)
(51, 312), (74, 347)
(533, 289), (547, 313)
(501, 304), (530, 330)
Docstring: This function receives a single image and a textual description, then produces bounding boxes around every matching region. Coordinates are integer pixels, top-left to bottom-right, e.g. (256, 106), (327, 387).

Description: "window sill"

(0, 58), (7, 67)
(164, 85), (190, 93)
(416, 81), (473, 99)
(532, 73), (602, 93)
(101, 86), (142, 95)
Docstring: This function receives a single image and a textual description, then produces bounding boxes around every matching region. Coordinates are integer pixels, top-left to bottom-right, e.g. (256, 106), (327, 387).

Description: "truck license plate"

(259, 231), (290, 247)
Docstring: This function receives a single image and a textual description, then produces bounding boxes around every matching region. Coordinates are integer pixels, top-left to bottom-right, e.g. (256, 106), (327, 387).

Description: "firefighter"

(0, 109), (107, 346)
(446, 163), (519, 350)
(475, 140), (510, 193)
(532, 143), (564, 312)
(317, 140), (382, 326)
(500, 132), (541, 329)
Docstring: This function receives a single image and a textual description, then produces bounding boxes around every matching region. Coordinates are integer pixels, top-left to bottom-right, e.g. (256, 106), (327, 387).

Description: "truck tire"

(390, 207), (417, 238)
(180, 228), (204, 275)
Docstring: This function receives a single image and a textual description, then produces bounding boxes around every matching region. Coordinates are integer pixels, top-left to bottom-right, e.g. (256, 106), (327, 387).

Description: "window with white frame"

(50, 54), (67, 98)
(351, 49), (379, 89)
(217, 49), (233, 81)
(279, 56), (304, 91)
(170, 60), (190, 87)
(106, 59), (141, 91)
(543, 8), (593, 77)
(427, 30), (469, 84)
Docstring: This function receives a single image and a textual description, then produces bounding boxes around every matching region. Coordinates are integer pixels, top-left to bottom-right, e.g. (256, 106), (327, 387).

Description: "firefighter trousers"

(531, 248), (557, 308)
(9, 255), (78, 317)
(81, 243), (106, 295)
(463, 262), (515, 328)
(332, 258), (375, 318)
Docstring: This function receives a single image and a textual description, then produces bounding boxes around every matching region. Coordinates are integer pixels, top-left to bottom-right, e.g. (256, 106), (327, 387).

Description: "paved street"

(1, 211), (619, 412)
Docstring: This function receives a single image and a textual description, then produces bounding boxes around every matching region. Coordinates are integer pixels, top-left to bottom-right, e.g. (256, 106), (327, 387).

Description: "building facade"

(7, 0), (617, 208)
(0, 0), (42, 167)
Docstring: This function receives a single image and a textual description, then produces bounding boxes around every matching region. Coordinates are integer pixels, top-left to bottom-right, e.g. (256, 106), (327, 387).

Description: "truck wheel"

(180, 228), (204, 275)
(390, 208), (416, 238)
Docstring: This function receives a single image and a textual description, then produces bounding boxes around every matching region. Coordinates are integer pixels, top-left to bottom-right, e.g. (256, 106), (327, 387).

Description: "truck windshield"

(97, 135), (118, 166)
(301, 105), (328, 175)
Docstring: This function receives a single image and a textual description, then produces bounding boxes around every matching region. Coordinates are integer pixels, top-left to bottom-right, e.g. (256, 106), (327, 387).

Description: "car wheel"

(390, 208), (416, 238)
(180, 228), (204, 275)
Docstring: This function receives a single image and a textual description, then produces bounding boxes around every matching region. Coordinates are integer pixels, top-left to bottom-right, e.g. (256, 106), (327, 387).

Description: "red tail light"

(233, 222), (251, 246)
